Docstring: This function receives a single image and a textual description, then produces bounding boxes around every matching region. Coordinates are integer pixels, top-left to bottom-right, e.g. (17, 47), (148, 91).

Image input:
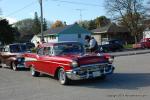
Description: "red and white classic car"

(24, 42), (115, 85)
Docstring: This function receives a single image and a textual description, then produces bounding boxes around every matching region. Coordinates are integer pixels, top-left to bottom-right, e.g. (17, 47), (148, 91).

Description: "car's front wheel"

(31, 67), (40, 77)
(58, 68), (70, 85)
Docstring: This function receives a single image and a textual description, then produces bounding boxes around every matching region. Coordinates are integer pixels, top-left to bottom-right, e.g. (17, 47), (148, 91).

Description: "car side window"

(5, 47), (9, 52)
(37, 48), (44, 55)
(43, 47), (51, 56)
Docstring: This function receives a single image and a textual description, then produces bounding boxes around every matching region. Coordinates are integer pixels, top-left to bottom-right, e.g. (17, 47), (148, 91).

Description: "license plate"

(93, 71), (100, 77)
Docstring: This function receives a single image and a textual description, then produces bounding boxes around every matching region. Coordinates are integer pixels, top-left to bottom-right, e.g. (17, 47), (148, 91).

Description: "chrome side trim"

(43, 61), (70, 66)
(25, 57), (70, 66)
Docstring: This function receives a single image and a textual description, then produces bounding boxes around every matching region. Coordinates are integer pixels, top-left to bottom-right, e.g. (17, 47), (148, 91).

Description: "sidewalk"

(110, 49), (150, 57)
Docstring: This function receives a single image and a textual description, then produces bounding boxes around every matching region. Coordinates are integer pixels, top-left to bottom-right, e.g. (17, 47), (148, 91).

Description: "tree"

(88, 20), (97, 30)
(78, 16), (111, 30)
(94, 16), (111, 27)
(105, 0), (146, 43)
(51, 20), (64, 29)
(15, 18), (34, 37)
(43, 18), (47, 31)
(78, 20), (90, 29)
(32, 12), (41, 34)
(0, 19), (16, 44)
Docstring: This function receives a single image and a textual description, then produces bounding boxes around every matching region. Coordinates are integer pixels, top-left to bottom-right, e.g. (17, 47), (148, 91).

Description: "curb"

(110, 50), (150, 57)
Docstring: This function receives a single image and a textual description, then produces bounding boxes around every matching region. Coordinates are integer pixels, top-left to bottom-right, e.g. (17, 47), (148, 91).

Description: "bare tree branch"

(104, 0), (146, 43)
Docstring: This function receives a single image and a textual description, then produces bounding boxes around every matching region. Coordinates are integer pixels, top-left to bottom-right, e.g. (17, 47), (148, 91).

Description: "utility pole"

(39, 0), (44, 42)
(76, 9), (83, 22)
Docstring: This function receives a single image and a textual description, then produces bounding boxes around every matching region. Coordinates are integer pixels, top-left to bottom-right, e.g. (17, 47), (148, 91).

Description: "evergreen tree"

(0, 19), (16, 44)
(43, 18), (47, 31)
(33, 12), (41, 35)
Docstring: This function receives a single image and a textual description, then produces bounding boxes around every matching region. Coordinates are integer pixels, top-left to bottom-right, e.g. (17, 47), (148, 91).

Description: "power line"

(50, 0), (103, 7)
(5, 1), (36, 17)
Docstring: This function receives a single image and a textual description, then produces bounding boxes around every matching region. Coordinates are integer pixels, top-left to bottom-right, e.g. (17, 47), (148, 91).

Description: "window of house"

(78, 33), (81, 38)
(49, 35), (56, 40)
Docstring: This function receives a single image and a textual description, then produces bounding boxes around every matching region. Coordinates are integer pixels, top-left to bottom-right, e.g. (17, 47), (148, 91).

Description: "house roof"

(91, 23), (129, 34)
(44, 24), (74, 35)
(37, 23), (91, 37)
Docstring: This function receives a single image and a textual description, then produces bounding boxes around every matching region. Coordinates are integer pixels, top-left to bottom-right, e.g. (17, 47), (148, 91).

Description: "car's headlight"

(17, 58), (22, 62)
(17, 57), (25, 62)
(108, 57), (114, 63)
(71, 61), (78, 68)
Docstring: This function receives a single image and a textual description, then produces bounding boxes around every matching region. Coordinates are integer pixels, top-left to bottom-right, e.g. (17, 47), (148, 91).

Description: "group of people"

(84, 35), (98, 53)
(36, 35), (99, 53)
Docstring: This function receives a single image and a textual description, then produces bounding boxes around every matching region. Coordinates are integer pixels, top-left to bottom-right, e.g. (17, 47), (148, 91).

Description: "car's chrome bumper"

(17, 63), (25, 68)
(66, 64), (115, 80)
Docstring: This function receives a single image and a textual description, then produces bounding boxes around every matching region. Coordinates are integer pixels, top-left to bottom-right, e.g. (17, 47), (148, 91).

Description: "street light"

(38, 0), (44, 42)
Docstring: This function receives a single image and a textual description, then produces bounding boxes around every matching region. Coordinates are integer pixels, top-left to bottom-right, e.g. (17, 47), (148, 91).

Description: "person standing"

(36, 41), (42, 49)
(84, 35), (98, 53)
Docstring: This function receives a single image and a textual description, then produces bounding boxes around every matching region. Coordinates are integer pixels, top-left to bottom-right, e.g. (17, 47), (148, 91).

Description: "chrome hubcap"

(59, 69), (66, 84)
(31, 67), (35, 75)
(12, 62), (16, 70)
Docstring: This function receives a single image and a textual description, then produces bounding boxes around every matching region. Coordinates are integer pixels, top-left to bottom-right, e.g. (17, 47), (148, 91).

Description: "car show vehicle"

(0, 43), (27, 70)
(24, 42), (115, 85)
(133, 38), (150, 49)
(99, 39), (124, 52)
(140, 38), (150, 48)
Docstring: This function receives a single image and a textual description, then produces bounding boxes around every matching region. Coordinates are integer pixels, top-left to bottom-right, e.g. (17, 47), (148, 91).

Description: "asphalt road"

(0, 54), (150, 100)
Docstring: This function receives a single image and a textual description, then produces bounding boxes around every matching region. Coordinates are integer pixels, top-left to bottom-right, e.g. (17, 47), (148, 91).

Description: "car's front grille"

(76, 63), (111, 75)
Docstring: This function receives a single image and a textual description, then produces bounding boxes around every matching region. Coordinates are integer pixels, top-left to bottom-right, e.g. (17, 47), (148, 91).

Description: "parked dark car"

(0, 43), (27, 70)
(99, 39), (124, 52)
(23, 42), (35, 50)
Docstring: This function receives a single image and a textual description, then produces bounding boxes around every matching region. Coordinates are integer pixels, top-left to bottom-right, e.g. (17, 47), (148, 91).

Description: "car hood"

(58, 53), (108, 66)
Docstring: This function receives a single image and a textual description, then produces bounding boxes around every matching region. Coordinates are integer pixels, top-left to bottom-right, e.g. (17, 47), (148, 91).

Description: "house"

(31, 35), (41, 46)
(31, 23), (91, 46)
(91, 23), (130, 44)
(143, 28), (150, 38)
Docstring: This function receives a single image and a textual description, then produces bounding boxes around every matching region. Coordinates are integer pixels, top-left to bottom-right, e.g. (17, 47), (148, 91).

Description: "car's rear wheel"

(31, 67), (40, 77)
(12, 62), (17, 71)
(58, 68), (70, 85)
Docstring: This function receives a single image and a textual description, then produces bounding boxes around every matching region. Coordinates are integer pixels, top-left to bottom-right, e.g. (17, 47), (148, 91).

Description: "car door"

(147, 38), (150, 48)
(36, 47), (53, 75)
(1, 46), (11, 65)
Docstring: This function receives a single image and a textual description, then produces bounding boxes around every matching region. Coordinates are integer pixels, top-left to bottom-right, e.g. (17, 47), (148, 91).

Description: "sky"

(0, 0), (106, 24)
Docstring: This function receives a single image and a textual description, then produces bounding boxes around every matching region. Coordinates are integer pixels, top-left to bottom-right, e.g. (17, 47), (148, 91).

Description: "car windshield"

(10, 44), (27, 53)
(53, 43), (84, 55)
